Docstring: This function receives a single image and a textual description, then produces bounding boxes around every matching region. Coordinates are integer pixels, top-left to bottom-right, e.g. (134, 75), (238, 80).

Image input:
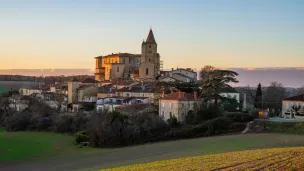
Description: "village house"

(159, 91), (200, 122)
(50, 84), (68, 95)
(9, 95), (31, 112)
(282, 94), (304, 119)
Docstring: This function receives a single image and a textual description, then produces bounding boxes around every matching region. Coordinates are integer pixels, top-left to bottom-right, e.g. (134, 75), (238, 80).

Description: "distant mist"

(1, 68), (304, 87)
(0, 69), (93, 77)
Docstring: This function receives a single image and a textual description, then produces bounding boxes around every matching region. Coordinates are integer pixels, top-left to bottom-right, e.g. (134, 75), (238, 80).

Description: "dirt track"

(2, 133), (304, 171)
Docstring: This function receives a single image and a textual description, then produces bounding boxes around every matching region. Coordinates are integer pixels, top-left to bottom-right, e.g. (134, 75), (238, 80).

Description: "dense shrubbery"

(87, 111), (169, 147)
(186, 104), (224, 125)
(249, 109), (260, 118)
(224, 112), (254, 123)
(0, 95), (254, 148)
(75, 131), (89, 143)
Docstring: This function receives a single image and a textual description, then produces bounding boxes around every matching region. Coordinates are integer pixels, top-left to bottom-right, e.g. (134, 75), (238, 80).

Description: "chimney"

(194, 91), (198, 100)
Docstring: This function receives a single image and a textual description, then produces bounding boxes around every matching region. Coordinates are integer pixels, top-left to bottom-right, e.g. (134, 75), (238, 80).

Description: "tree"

(254, 83), (263, 109)
(221, 98), (240, 112)
(200, 65), (239, 105)
(263, 82), (286, 114)
(296, 86), (304, 95)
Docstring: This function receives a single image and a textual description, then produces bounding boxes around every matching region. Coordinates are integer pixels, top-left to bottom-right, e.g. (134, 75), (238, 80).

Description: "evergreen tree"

(254, 83), (263, 109)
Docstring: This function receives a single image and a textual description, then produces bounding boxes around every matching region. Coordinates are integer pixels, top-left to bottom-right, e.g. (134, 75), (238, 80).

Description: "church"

(94, 29), (161, 81)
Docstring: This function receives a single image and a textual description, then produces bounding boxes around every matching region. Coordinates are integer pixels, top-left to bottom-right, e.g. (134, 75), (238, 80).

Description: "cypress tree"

(254, 83), (263, 109)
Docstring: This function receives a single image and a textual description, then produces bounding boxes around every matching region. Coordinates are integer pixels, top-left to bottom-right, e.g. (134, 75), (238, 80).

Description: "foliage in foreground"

(105, 147), (304, 171)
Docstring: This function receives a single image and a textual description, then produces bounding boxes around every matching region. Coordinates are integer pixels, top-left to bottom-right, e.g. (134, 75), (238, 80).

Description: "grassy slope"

(0, 131), (76, 162)
(265, 121), (304, 135)
(0, 85), (8, 94)
(2, 133), (304, 171)
(107, 147), (304, 171)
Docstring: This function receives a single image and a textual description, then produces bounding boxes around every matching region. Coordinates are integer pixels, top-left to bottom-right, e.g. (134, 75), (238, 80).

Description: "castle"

(94, 29), (161, 81)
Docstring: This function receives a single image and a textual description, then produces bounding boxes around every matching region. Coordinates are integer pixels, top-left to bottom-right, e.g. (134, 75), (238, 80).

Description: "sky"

(1, 0), (304, 70)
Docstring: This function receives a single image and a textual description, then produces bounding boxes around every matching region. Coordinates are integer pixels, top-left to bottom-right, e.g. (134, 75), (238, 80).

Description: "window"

(170, 103), (174, 109)
(117, 67), (119, 72)
(162, 111), (164, 117)
(148, 58), (151, 62)
(149, 45), (151, 48)
(129, 59), (131, 63)
(146, 68), (149, 75)
(181, 103), (184, 107)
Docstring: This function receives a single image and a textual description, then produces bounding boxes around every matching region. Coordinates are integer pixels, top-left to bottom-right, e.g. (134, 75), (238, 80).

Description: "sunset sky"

(1, 0), (304, 70)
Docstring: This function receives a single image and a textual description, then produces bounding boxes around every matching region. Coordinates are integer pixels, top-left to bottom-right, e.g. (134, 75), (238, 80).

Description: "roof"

(161, 92), (198, 101)
(81, 77), (99, 84)
(158, 76), (179, 81)
(77, 85), (95, 90)
(98, 53), (141, 58)
(20, 95), (31, 101)
(145, 29), (157, 44)
(115, 103), (153, 109)
(171, 68), (196, 73)
(283, 94), (304, 101)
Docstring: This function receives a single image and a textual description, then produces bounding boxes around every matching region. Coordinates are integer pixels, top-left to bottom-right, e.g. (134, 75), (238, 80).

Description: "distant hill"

(192, 67), (304, 88)
(1, 68), (304, 87)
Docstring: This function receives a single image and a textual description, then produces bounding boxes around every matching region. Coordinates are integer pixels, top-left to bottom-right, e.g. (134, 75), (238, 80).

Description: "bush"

(75, 131), (89, 144)
(249, 109), (260, 118)
(5, 111), (32, 131)
(199, 104), (223, 120)
(87, 111), (169, 147)
(229, 122), (246, 131)
(224, 112), (254, 123)
(53, 114), (74, 133)
(201, 117), (234, 135)
(161, 126), (195, 140)
(167, 115), (179, 127)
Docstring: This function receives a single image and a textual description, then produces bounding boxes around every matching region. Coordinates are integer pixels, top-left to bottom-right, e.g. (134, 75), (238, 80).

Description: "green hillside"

(0, 85), (8, 94)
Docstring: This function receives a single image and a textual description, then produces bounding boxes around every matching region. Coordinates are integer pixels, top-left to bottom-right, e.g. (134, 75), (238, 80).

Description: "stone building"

(94, 29), (161, 81)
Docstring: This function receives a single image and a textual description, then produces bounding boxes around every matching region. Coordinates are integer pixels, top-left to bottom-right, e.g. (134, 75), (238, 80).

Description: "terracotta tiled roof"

(81, 77), (99, 84)
(161, 92), (198, 101)
(145, 29), (156, 44)
(283, 94), (304, 101)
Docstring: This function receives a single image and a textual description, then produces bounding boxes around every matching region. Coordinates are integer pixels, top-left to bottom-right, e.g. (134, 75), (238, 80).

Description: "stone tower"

(139, 29), (160, 80)
(68, 77), (80, 104)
